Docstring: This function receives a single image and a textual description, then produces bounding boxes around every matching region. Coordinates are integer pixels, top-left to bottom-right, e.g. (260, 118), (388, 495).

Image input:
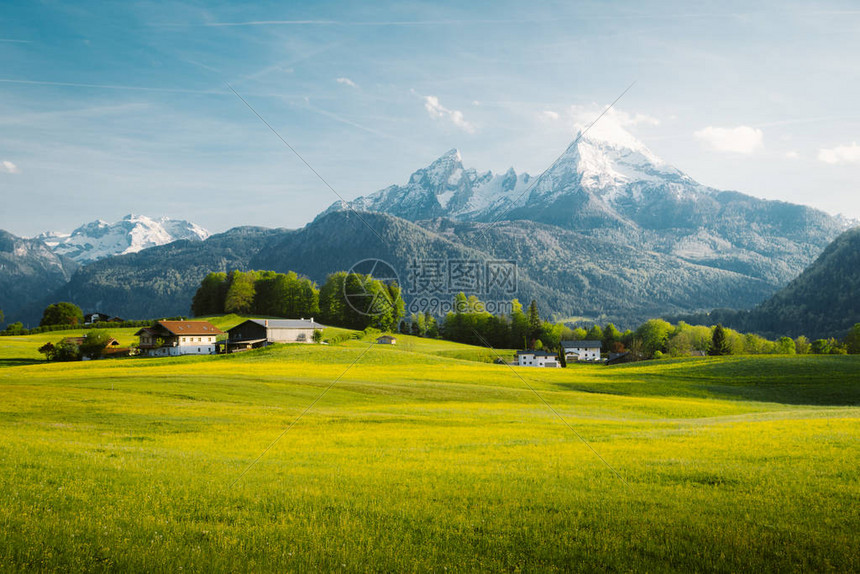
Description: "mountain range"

(37, 214), (210, 263)
(1, 126), (855, 333)
(324, 130), (850, 288)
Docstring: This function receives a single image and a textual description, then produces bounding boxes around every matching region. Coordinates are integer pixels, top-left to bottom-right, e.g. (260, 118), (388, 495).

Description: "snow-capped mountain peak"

(322, 129), (708, 226)
(408, 148), (464, 188)
(563, 129), (682, 187)
(41, 214), (210, 263)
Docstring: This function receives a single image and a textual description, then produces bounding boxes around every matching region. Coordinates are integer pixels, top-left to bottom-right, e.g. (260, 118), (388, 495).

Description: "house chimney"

(265, 320), (269, 327)
(310, 317), (314, 323)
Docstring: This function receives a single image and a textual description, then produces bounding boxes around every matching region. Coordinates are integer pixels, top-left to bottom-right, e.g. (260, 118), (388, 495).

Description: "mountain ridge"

(37, 214), (210, 263)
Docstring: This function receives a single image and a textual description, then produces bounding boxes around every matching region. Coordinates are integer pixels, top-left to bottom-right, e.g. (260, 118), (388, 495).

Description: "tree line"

(191, 269), (406, 332)
(401, 293), (860, 358)
(18, 283), (860, 360)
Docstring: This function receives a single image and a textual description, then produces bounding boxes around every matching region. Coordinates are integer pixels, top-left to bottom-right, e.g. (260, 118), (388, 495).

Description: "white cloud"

(0, 160), (19, 174)
(568, 105), (660, 130)
(563, 105), (660, 148)
(785, 151), (800, 159)
(336, 77), (357, 88)
(817, 142), (860, 164)
(424, 95), (475, 133)
(694, 125), (763, 154)
(539, 110), (560, 121)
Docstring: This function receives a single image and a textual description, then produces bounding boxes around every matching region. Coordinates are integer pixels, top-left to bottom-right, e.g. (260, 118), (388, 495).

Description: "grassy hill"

(0, 332), (857, 571)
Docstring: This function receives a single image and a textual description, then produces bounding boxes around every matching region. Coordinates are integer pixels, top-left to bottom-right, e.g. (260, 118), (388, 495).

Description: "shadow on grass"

(556, 356), (860, 407)
(0, 358), (44, 368)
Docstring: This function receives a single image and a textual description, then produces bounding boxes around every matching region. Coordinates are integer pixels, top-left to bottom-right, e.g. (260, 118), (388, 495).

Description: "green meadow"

(0, 327), (857, 572)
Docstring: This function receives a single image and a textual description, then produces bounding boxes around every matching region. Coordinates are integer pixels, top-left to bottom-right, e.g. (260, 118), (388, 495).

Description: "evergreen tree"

(709, 324), (731, 356)
(527, 300), (541, 344)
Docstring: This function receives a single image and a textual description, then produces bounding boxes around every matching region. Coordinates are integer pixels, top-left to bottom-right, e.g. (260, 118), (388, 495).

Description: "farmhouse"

(516, 350), (560, 368)
(59, 335), (125, 360)
(135, 320), (223, 357)
(376, 335), (397, 345)
(561, 340), (602, 362)
(224, 318), (323, 353)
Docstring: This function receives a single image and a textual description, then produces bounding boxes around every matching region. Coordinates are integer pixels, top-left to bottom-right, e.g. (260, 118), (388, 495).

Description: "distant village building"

(561, 340), (602, 362)
(135, 320), (223, 357)
(84, 313), (124, 325)
(516, 350), (560, 368)
(376, 335), (397, 345)
(224, 318), (323, 353)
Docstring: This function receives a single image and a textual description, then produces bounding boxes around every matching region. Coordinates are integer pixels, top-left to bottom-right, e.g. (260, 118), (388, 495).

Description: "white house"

(135, 320), (223, 357)
(561, 340), (602, 362)
(225, 318), (324, 352)
(516, 350), (561, 368)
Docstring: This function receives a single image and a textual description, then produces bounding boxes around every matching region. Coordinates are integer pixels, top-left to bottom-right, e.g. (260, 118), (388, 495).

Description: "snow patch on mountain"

(41, 214), (210, 263)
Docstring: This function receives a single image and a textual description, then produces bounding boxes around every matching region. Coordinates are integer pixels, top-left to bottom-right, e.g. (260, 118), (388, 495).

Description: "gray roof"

(561, 340), (602, 349)
(517, 350), (557, 357)
(243, 319), (324, 329)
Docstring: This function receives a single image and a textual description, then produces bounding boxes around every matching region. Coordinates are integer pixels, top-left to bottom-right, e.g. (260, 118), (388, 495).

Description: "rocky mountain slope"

(0, 231), (78, 325)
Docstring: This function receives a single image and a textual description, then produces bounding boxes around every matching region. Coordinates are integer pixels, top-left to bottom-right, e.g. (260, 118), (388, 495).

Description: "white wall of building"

(518, 353), (560, 367)
(147, 337), (217, 357)
(267, 327), (314, 343)
(565, 347), (601, 361)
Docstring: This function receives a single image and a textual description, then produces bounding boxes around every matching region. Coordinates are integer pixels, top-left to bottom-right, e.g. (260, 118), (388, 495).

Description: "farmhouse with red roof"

(134, 320), (223, 357)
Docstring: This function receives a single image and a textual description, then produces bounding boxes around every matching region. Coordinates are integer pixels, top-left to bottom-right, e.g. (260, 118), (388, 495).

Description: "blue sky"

(1, 0), (860, 236)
